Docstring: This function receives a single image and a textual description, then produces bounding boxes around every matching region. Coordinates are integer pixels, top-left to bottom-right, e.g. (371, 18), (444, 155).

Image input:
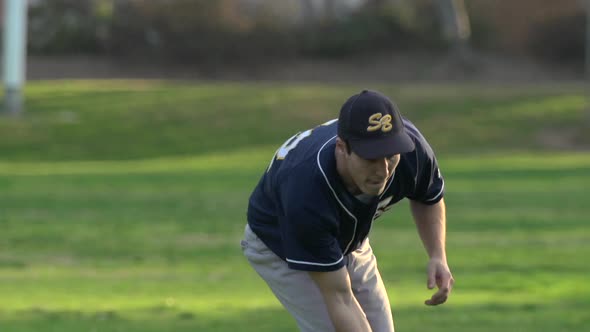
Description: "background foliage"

(25, 0), (588, 66)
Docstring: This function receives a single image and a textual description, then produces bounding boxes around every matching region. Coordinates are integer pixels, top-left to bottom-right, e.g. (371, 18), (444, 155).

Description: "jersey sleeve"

(277, 172), (345, 272)
(405, 127), (445, 204)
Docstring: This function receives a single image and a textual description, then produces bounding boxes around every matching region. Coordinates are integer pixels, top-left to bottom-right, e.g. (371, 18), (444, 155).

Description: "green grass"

(0, 80), (589, 331)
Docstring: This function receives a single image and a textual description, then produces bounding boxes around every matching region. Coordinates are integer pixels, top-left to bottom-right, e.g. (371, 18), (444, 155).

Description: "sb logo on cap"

(367, 113), (393, 132)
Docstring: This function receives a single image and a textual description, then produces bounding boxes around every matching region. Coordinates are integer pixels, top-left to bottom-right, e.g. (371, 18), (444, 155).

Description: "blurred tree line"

(21, 0), (587, 67)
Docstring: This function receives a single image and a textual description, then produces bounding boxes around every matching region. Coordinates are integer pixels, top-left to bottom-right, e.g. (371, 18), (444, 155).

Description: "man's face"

(337, 139), (400, 196)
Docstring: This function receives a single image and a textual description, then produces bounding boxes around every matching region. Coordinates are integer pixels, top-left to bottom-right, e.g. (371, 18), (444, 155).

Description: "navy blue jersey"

(247, 119), (444, 272)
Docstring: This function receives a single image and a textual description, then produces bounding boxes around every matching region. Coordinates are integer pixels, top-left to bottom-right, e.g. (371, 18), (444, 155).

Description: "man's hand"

(425, 258), (454, 306)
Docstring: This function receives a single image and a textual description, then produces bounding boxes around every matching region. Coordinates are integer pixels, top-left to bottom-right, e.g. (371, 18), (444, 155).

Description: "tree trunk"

(435, 0), (472, 60)
(299, 0), (316, 26)
(324, 0), (336, 21)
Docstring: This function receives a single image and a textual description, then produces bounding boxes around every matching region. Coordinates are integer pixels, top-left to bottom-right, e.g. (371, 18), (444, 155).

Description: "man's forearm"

(410, 198), (447, 261)
(322, 292), (372, 332)
(309, 269), (372, 332)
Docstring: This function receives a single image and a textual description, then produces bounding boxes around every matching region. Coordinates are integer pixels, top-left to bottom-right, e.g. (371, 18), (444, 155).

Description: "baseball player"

(242, 89), (454, 332)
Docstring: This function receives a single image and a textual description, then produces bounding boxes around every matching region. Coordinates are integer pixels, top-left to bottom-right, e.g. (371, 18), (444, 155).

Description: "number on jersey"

(267, 119), (337, 171)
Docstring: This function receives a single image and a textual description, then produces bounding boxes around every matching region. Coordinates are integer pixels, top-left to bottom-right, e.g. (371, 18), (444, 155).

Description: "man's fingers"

(426, 268), (436, 289)
(427, 278), (435, 289)
(425, 275), (454, 306)
(424, 287), (450, 306)
(425, 295), (447, 306)
(425, 260), (454, 305)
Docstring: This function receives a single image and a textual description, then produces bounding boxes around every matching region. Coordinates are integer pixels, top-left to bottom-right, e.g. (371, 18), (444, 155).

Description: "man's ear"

(336, 137), (352, 155)
(335, 137), (346, 155)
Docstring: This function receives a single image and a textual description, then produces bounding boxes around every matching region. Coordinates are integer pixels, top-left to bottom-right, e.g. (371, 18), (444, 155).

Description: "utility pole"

(2, 0), (28, 116)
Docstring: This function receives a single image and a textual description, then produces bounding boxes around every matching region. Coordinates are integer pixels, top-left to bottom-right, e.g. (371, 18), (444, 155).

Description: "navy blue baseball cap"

(338, 90), (415, 159)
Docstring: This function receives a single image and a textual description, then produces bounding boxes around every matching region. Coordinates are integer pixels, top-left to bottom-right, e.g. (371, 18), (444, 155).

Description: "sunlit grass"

(0, 150), (588, 331)
(0, 81), (588, 331)
(0, 147), (590, 331)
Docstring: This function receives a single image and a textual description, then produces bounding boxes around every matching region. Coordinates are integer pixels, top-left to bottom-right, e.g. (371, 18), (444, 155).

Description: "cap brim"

(349, 132), (415, 159)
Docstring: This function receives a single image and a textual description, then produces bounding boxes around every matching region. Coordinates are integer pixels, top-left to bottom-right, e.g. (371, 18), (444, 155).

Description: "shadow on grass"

(1, 306), (296, 332)
(2, 300), (588, 332)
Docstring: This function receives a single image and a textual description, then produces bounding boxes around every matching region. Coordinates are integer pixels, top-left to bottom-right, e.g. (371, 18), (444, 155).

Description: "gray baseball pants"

(241, 224), (395, 332)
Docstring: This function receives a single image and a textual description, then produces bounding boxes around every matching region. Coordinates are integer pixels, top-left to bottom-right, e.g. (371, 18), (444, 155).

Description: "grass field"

(0, 81), (589, 331)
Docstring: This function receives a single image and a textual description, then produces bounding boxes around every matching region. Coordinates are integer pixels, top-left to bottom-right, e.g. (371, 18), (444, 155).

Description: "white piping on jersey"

(316, 135), (358, 255)
(286, 256), (344, 267)
(425, 179), (445, 203)
(266, 147), (280, 172)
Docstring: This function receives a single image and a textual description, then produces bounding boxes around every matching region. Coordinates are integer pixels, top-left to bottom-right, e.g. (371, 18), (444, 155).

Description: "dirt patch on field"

(536, 125), (590, 151)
